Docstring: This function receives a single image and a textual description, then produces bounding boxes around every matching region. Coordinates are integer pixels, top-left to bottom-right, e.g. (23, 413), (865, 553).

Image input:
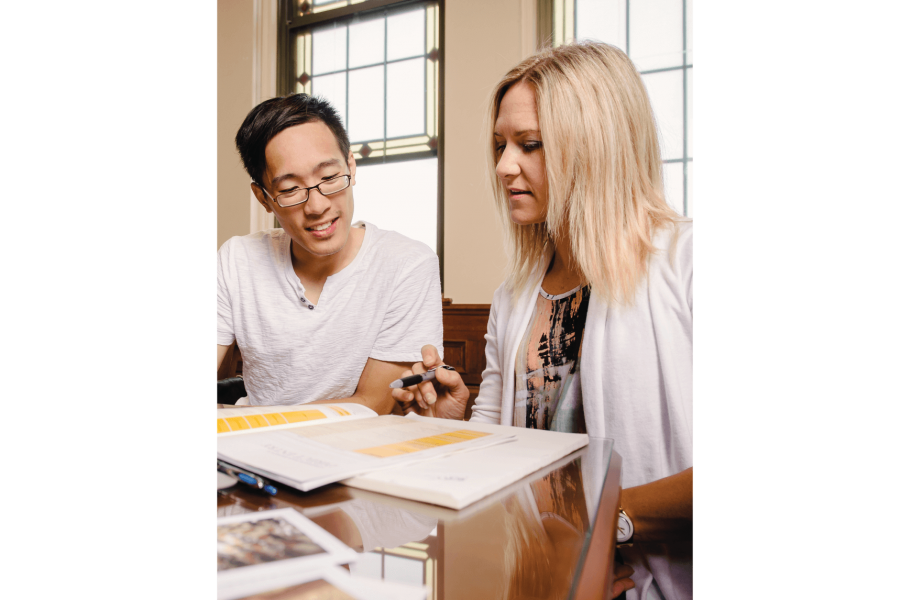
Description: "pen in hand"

(389, 365), (456, 389)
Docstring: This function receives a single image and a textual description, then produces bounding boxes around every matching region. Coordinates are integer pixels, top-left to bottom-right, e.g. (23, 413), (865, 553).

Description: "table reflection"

(218, 438), (617, 600)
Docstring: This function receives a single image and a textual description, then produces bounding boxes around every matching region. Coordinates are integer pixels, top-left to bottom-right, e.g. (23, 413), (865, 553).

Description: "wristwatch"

(616, 507), (634, 545)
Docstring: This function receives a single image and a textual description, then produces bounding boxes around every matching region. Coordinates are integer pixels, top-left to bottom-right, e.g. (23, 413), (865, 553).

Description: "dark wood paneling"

(442, 303), (491, 420)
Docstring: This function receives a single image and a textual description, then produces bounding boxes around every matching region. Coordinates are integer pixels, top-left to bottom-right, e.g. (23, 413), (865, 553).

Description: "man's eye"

(323, 174), (340, 181)
(280, 187), (301, 196)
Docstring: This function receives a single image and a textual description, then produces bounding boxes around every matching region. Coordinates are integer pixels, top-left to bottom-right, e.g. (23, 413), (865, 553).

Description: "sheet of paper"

(216, 471), (237, 491)
(218, 403), (377, 436)
(219, 565), (427, 600)
(343, 419), (588, 509)
(217, 508), (358, 592)
(217, 415), (515, 491)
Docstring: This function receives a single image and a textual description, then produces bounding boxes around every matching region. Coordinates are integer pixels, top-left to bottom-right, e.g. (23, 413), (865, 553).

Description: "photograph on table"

(218, 516), (327, 571)
(217, 508), (358, 594)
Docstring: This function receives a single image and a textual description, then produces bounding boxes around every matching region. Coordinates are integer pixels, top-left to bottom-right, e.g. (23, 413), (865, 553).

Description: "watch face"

(616, 513), (634, 543)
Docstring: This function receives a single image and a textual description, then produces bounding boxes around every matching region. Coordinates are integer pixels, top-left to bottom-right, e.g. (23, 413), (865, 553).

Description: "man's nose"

(304, 187), (330, 214)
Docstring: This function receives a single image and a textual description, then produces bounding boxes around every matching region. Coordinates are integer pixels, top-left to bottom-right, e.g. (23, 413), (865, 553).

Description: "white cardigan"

(469, 222), (692, 487)
(469, 222), (693, 599)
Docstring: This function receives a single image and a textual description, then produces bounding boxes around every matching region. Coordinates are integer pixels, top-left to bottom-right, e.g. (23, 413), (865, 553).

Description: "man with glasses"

(217, 94), (443, 411)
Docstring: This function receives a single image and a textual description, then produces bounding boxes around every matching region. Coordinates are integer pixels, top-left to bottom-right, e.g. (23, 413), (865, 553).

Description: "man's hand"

(610, 562), (635, 598)
(391, 345), (469, 420)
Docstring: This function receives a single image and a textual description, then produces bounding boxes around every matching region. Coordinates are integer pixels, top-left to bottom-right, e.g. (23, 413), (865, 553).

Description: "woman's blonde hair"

(487, 41), (684, 303)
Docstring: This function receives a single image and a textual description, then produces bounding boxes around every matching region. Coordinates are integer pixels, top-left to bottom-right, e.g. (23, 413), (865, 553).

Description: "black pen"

(389, 365), (456, 389)
(217, 460), (278, 495)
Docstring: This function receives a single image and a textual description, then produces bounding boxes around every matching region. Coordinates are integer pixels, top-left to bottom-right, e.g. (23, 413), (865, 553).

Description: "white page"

(216, 471), (237, 491)
(219, 565), (427, 600)
(217, 403), (377, 436)
(218, 415), (515, 491)
(343, 420), (589, 509)
(217, 508), (357, 592)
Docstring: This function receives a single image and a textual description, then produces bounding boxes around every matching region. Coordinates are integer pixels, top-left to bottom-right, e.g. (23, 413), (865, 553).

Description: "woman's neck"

(543, 232), (584, 295)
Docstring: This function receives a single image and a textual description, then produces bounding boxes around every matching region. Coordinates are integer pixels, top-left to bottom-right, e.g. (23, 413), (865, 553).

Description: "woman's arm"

(620, 467), (692, 543)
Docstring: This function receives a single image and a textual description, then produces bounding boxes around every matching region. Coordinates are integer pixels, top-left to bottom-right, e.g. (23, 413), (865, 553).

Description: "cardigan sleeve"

(468, 287), (504, 424)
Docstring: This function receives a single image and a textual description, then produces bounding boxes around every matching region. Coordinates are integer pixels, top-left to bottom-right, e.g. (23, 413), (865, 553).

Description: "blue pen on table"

(217, 460), (278, 495)
(389, 365), (456, 389)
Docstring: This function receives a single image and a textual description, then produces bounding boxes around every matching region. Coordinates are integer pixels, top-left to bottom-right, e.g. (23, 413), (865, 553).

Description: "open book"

(217, 404), (516, 492)
(342, 418), (589, 509)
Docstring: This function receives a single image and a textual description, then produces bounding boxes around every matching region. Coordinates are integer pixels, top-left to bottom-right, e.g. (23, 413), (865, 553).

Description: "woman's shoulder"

(652, 220), (692, 267)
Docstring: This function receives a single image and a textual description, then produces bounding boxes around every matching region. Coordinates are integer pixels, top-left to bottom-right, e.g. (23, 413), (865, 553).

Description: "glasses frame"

(258, 174), (352, 208)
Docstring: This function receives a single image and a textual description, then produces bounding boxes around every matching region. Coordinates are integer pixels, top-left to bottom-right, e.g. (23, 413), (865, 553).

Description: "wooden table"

(218, 438), (621, 600)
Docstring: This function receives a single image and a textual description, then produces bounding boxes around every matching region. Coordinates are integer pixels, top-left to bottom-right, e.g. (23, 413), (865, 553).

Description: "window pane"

(575, 0), (626, 51)
(353, 158), (438, 253)
(629, 0), (683, 71)
(686, 0), (693, 64)
(312, 73), (347, 125)
(687, 67), (692, 158)
(387, 58), (425, 138)
(383, 555), (425, 586)
(312, 25), (347, 74)
(642, 69), (683, 161)
(348, 14), (385, 69)
(686, 160), (692, 217)
(348, 65), (385, 142)
(387, 7), (425, 61)
(663, 162), (684, 216)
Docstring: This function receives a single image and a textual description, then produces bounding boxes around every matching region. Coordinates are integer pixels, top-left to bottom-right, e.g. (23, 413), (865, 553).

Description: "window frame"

(546, 0), (692, 217)
(277, 0), (446, 282)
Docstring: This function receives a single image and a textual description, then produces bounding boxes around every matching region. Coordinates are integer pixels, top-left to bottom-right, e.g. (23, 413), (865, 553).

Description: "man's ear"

(251, 182), (273, 214)
(347, 152), (357, 186)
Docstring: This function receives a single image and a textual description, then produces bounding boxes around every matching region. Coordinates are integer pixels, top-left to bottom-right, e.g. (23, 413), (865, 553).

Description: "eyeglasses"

(258, 174), (351, 208)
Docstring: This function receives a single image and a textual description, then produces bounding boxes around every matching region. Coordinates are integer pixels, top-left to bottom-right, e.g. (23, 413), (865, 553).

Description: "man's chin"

(295, 233), (349, 258)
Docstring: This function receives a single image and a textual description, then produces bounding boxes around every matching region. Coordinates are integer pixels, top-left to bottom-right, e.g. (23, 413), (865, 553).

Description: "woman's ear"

(250, 182), (273, 214)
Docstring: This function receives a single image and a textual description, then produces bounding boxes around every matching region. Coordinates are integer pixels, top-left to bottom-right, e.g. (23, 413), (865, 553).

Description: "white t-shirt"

(217, 222), (444, 405)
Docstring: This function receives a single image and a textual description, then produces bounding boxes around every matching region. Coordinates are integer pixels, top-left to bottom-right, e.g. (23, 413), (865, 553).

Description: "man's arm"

(217, 343), (231, 373)
(308, 357), (414, 415)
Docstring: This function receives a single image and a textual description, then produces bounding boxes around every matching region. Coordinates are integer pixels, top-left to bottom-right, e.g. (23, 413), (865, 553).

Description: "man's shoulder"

(219, 229), (287, 260)
(361, 222), (437, 267)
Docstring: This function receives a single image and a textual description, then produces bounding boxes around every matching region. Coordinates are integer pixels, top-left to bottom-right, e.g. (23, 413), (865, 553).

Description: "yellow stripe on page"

(354, 430), (491, 458)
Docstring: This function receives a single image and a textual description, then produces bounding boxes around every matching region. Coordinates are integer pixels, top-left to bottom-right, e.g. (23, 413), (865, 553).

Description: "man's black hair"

(235, 94), (351, 189)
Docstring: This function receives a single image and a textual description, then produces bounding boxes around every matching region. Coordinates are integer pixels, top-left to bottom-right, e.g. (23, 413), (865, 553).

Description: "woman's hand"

(610, 562), (635, 598)
(391, 345), (469, 420)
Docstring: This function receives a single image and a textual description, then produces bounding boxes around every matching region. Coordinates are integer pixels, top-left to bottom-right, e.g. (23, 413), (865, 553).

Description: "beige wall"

(216, 0), (537, 302)
(442, 0), (535, 303)
(218, 0), (254, 249)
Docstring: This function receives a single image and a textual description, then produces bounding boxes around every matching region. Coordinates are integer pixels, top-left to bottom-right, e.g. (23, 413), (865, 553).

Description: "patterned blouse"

(513, 285), (590, 433)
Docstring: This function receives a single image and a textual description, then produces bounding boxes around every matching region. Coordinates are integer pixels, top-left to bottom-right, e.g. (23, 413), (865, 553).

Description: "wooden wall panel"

(442, 303), (491, 420)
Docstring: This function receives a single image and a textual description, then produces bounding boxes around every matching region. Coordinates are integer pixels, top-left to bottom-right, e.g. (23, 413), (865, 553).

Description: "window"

(280, 0), (444, 268)
(550, 0), (692, 216)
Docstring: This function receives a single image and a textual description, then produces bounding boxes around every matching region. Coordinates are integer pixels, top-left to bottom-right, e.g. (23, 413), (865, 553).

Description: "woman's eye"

(523, 142), (543, 152)
(495, 144), (506, 154)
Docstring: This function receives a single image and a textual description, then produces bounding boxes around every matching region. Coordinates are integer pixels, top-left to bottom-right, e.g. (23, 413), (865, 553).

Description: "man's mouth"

(307, 217), (338, 235)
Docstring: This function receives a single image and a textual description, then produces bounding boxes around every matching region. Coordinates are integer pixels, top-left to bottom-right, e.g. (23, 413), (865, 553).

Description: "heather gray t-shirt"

(217, 222), (444, 405)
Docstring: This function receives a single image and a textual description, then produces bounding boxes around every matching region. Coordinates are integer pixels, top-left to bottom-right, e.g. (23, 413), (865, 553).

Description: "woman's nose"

(495, 149), (519, 179)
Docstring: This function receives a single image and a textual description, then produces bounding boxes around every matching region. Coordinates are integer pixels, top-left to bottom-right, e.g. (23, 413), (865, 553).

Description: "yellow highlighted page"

(217, 404), (372, 435)
(355, 430), (491, 458)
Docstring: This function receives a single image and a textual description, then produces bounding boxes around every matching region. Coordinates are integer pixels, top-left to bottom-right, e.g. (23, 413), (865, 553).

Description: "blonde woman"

(395, 42), (692, 600)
